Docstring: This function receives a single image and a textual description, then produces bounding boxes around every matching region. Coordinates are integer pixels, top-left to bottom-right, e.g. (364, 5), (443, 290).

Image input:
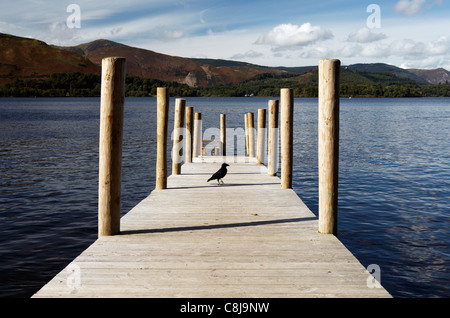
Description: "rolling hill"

(408, 68), (450, 84)
(1, 32), (449, 92)
(0, 33), (99, 85)
(58, 39), (288, 87)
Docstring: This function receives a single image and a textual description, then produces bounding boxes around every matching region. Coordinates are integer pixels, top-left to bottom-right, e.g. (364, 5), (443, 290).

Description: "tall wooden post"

(172, 99), (185, 175)
(98, 57), (126, 237)
(245, 114), (249, 157)
(156, 87), (169, 190)
(220, 114), (226, 156)
(247, 112), (255, 158)
(318, 59), (340, 235)
(280, 88), (293, 189)
(185, 106), (194, 163)
(193, 112), (202, 158)
(268, 100), (279, 176)
(257, 108), (266, 165)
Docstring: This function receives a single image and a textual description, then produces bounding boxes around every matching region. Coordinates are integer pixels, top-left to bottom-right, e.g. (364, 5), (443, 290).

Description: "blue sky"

(1, 0), (449, 69)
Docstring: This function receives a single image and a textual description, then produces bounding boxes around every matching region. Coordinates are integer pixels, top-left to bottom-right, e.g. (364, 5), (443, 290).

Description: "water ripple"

(1, 97), (449, 297)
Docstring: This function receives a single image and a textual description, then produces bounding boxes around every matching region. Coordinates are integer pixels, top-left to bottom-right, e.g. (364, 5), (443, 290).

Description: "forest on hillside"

(1, 71), (450, 98)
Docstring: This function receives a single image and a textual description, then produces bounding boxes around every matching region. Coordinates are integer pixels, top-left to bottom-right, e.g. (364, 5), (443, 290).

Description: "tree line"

(0, 73), (198, 97)
(1, 72), (449, 98)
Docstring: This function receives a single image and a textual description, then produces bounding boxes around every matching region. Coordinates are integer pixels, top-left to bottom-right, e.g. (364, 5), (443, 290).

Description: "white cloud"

(44, 22), (79, 45)
(291, 32), (450, 70)
(298, 46), (333, 59)
(361, 43), (391, 58)
(255, 23), (333, 50)
(149, 28), (186, 41)
(81, 9), (116, 22)
(426, 35), (450, 55)
(347, 28), (387, 43)
(392, 0), (442, 16)
(338, 44), (362, 58)
(388, 39), (426, 57)
(334, 36), (450, 61)
(384, 36), (449, 59)
(400, 56), (450, 69)
(230, 50), (264, 60)
(0, 21), (23, 35)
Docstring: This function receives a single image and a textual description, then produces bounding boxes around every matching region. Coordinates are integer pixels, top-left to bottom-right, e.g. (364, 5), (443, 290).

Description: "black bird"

(207, 163), (229, 185)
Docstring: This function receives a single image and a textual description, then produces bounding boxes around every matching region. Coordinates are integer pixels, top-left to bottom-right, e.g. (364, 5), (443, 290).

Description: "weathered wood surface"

(33, 156), (390, 298)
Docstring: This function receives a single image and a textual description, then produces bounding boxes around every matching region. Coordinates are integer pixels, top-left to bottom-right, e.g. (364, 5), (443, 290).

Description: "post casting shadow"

(167, 182), (280, 190)
(120, 217), (317, 235)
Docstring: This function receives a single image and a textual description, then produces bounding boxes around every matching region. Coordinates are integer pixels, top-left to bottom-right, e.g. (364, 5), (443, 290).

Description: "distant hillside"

(59, 40), (287, 87)
(274, 66), (317, 74)
(1, 32), (450, 96)
(346, 63), (428, 84)
(189, 58), (267, 68)
(216, 66), (431, 97)
(347, 63), (450, 85)
(408, 68), (450, 84)
(190, 58), (316, 76)
(0, 33), (99, 85)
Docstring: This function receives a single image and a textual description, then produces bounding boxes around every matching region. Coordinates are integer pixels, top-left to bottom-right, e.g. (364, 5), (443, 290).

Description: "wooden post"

(280, 88), (293, 189)
(257, 108), (266, 165)
(185, 106), (194, 163)
(268, 100), (279, 176)
(98, 57), (126, 237)
(193, 112), (202, 158)
(318, 59), (340, 235)
(156, 87), (169, 190)
(172, 99), (185, 175)
(245, 114), (249, 157)
(247, 112), (255, 158)
(220, 114), (226, 156)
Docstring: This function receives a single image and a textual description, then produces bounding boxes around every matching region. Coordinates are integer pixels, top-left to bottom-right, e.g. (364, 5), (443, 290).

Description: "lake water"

(0, 97), (449, 298)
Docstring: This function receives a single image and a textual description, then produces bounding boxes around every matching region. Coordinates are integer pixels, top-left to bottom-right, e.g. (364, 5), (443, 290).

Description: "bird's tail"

(207, 177), (212, 182)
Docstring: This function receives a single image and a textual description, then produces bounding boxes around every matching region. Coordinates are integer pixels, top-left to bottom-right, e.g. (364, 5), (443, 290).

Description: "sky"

(1, 0), (450, 69)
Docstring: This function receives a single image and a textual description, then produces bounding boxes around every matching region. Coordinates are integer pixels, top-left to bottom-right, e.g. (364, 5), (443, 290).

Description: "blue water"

(0, 97), (449, 298)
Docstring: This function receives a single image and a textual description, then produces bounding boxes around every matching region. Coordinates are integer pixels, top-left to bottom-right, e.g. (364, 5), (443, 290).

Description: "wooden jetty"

(32, 58), (391, 298)
(33, 156), (390, 298)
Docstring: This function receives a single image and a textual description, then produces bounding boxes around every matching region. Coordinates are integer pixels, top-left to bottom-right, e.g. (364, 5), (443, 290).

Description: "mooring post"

(98, 57), (126, 237)
(247, 112), (255, 158)
(193, 112), (202, 158)
(172, 99), (185, 175)
(220, 114), (226, 156)
(280, 88), (293, 189)
(156, 87), (169, 190)
(318, 59), (340, 235)
(185, 106), (194, 163)
(245, 114), (249, 157)
(268, 100), (279, 176)
(257, 108), (266, 165)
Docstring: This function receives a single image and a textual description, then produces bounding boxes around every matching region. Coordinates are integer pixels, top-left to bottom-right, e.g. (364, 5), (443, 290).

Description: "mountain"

(347, 63), (450, 85)
(0, 33), (287, 88)
(407, 68), (450, 84)
(1, 32), (449, 90)
(0, 33), (99, 85)
(346, 63), (428, 84)
(59, 40), (287, 87)
(224, 65), (429, 98)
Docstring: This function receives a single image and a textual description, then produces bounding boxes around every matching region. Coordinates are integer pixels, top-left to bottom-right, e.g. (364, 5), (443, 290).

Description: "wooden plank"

(33, 156), (391, 298)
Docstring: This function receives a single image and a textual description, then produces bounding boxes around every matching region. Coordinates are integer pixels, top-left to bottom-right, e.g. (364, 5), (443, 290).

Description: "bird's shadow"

(168, 182), (279, 190)
(180, 172), (264, 175)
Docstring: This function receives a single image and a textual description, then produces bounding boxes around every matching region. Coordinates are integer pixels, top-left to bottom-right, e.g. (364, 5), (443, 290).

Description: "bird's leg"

(220, 179), (224, 185)
(217, 179), (220, 185)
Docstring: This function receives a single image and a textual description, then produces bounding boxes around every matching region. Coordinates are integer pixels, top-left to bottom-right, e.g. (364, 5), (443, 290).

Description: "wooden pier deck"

(33, 156), (391, 298)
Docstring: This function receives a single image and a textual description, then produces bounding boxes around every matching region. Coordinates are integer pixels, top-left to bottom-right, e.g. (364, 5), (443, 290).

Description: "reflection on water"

(0, 97), (449, 297)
